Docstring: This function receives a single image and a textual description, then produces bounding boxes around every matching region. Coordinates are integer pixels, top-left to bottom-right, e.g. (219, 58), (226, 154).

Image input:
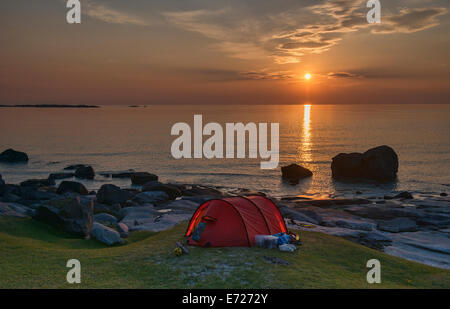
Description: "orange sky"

(1, 0), (449, 105)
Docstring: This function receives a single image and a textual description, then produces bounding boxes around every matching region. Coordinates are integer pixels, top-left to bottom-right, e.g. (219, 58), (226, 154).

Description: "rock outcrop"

(331, 145), (398, 182)
(0, 149), (29, 163)
(281, 164), (313, 183)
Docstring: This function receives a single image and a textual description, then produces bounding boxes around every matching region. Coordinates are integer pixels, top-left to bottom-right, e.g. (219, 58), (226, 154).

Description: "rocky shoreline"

(0, 146), (449, 269)
(1, 166), (449, 269)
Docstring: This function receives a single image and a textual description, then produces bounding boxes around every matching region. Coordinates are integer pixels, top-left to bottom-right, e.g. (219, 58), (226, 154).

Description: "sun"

(304, 73), (311, 80)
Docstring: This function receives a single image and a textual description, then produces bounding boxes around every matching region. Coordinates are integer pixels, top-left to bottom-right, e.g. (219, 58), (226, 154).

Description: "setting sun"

(305, 73), (311, 80)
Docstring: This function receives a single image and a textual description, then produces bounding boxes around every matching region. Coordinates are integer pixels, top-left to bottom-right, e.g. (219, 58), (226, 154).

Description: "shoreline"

(1, 165), (449, 270)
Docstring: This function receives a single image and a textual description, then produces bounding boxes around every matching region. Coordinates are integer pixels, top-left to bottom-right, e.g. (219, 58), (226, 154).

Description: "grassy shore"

(0, 217), (448, 288)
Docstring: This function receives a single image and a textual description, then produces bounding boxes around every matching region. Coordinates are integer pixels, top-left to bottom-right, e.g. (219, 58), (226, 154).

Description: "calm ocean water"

(0, 105), (449, 197)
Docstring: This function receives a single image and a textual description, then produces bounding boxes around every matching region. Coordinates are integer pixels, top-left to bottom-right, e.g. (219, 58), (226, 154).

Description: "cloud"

(86, 1), (149, 26)
(163, 1), (448, 65)
(372, 7), (448, 33)
(328, 72), (363, 79)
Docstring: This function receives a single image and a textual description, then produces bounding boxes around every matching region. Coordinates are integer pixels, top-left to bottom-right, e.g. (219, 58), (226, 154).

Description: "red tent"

(185, 195), (287, 247)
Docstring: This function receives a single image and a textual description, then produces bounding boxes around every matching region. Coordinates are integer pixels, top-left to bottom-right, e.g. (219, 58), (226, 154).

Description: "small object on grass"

(263, 256), (290, 266)
(279, 244), (297, 252)
(176, 242), (189, 255)
(174, 247), (183, 256)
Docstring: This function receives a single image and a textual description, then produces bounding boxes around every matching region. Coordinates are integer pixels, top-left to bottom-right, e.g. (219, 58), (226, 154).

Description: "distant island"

(0, 104), (99, 108)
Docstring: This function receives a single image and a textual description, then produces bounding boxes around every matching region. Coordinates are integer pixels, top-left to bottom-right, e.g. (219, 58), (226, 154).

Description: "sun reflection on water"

(299, 104), (312, 164)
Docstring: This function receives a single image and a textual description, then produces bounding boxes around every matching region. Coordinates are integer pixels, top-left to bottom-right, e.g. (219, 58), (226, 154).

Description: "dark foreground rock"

(57, 181), (88, 195)
(48, 172), (74, 180)
(331, 145), (398, 182)
(20, 178), (55, 188)
(130, 172), (158, 185)
(96, 184), (133, 205)
(34, 197), (94, 237)
(64, 164), (87, 170)
(74, 165), (95, 180)
(90, 222), (123, 245)
(94, 213), (118, 225)
(141, 182), (182, 200)
(281, 164), (313, 183)
(0, 149), (29, 163)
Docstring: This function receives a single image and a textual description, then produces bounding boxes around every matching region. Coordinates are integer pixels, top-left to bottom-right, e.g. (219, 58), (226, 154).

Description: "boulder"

(94, 213), (118, 225)
(378, 217), (418, 233)
(141, 182), (182, 200)
(118, 206), (159, 221)
(48, 172), (74, 180)
(94, 201), (121, 216)
(96, 184), (133, 205)
(0, 202), (33, 217)
(163, 200), (200, 213)
(181, 185), (223, 197)
(20, 178), (55, 188)
(57, 181), (88, 195)
(0, 174), (5, 187)
(133, 191), (169, 205)
(331, 145), (398, 182)
(74, 165), (95, 180)
(90, 222), (123, 245)
(117, 222), (129, 238)
(63, 164), (87, 170)
(130, 172), (158, 185)
(34, 197), (94, 237)
(440, 193), (448, 197)
(281, 164), (313, 183)
(394, 191), (413, 199)
(0, 149), (29, 163)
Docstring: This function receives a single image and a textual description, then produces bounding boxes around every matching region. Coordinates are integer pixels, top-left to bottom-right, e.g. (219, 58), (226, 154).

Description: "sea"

(1, 104), (449, 198)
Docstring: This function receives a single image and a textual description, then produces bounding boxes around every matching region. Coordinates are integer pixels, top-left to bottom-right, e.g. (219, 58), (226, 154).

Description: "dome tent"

(185, 195), (287, 247)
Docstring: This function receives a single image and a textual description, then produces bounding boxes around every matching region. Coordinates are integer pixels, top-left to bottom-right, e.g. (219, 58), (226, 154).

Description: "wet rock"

(378, 217), (418, 233)
(281, 164), (313, 183)
(57, 181), (88, 195)
(100, 170), (136, 179)
(130, 172), (158, 185)
(331, 145), (398, 182)
(394, 191), (413, 199)
(48, 172), (74, 180)
(74, 165), (95, 180)
(0, 148), (29, 163)
(440, 193), (448, 197)
(96, 184), (133, 206)
(35, 197), (94, 237)
(90, 222), (123, 245)
(141, 182), (182, 200)
(94, 213), (118, 225)
(133, 191), (168, 205)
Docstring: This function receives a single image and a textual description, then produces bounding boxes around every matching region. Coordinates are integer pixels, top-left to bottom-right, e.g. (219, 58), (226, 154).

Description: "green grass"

(0, 217), (449, 288)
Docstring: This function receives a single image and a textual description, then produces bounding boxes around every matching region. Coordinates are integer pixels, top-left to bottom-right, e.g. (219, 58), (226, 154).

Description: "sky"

(0, 0), (449, 105)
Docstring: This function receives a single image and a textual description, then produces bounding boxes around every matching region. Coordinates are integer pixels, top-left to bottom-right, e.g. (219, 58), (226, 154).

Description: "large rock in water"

(96, 184), (133, 205)
(74, 165), (95, 180)
(130, 172), (158, 185)
(0, 149), (29, 163)
(281, 164), (313, 183)
(331, 145), (398, 182)
(34, 197), (94, 237)
(57, 181), (88, 195)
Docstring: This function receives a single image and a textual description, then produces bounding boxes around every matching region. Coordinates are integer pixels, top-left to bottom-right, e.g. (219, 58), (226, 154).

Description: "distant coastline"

(0, 104), (99, 108)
